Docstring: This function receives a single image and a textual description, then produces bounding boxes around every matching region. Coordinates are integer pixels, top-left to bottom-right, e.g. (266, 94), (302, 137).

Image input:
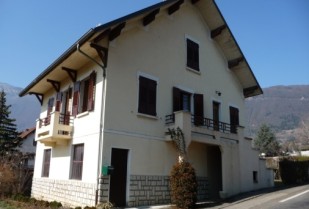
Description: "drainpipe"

(77, 44), (107, 205)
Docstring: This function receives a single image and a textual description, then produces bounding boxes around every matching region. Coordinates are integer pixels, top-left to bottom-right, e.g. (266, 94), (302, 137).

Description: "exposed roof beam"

(143, 9), (160, 26)
(168, 0), (184, 15)
(90, 43), (109, 67)
(228, 57), (244, 69)
(243, 86), (259, 97)
(211, 25), (227, 39)
(62, 67), (77, 82)
(93, 29), (111, 43)
(29, 92), (44, 105)
(47, 79), (60, 92)
(109, 22), (126, 41)
(191, 0), (200, 4)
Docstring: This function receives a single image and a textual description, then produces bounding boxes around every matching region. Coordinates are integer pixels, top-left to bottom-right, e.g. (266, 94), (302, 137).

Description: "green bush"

(170, 161), (197, 209)
(280, 158), (309, 184)
(50, 200), (62, 209)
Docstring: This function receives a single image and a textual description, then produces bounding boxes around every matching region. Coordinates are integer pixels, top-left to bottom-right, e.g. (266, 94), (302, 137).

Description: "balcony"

(165, 111), (240, 147)
(165, 113), (237, 134)
(36, 111), (73, 146)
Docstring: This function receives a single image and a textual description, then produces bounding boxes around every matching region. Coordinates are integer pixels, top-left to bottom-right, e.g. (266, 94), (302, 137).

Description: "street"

(206, 184), (309, 209)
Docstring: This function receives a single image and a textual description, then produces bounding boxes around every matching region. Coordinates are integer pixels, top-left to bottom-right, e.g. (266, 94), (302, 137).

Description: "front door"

(109, 148), (128, 207)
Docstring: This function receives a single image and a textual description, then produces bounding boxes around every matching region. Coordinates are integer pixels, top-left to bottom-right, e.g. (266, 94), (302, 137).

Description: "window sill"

(137, 113), (158, 120)
(186, 66), (201, 75)
(76, 111), (89, 118)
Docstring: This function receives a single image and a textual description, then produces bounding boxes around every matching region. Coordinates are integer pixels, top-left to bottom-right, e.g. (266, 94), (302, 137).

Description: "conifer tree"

(253, 124), (280, 157)
(0, 90), (21, 154)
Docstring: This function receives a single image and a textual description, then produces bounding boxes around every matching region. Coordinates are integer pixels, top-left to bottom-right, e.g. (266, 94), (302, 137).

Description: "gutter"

(77, 44), (107, 205)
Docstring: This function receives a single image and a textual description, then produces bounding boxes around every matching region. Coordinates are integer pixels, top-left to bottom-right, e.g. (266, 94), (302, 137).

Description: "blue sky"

(0, 0), (308, 89)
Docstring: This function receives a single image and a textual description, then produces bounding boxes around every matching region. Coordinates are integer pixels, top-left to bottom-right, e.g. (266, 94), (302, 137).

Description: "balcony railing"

(165, 113), (237, 134)
(36, 111), (73, 145)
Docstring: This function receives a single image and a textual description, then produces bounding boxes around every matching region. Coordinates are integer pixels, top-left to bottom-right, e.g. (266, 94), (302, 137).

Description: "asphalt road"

(205, 184), (309, 209)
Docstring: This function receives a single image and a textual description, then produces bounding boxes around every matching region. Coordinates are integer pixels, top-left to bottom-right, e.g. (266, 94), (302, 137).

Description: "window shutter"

(47, 97), (54, 115)
(55, 92), (62, 112)
(72, 82), (80, 116)
(173, 87), (181, 112)
(187, 39), (199, 71)
(230, 107), (239, 133)
(87, 72), (96, 111)
(194, 94), (204, 126)
(138, 76), (157, 116)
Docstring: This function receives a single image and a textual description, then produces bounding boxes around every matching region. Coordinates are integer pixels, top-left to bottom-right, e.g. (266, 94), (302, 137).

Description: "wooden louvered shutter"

(87, 72), (96, 111)
(72, 82), (80, 116)
(55, 92), (62, 112)
(138, 76), (157, 116)
(187, 39), (199, 71)
(173, 87), (181, 112)
(47, 97), (54, 115)
(194, 94), (204, 126)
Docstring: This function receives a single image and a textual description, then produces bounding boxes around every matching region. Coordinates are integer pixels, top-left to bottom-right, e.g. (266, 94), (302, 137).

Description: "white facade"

(20, 0), (273, 207)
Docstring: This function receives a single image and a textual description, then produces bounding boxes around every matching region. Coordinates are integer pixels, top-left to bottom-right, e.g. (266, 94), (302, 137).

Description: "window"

(173, 87), (204, 125)
(229, 107), (239, 134)
(138, 76), (157, 116)
(253, 171), (258, 183)
(42, 149), (51, 177)
(173, 87), (192, 112)
(72, 72), (96, 116)
(186, 38), (199, 71)
(71, 144), (84, 180)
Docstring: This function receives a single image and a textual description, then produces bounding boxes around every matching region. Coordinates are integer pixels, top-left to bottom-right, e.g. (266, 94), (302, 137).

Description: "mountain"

(0, 82), (40, 131)
(246, 85), (309, 145)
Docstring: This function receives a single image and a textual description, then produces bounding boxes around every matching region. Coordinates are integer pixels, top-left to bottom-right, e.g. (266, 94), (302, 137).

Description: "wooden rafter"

(29, 92), (44, 105)
(243, 86), (259, 97)
(109, 22), (126, 41)
(47, 79), (60, 92)
(143, 9), (160, 26)
(191, 0), (200, 4)
(90, 43), (109, 67)
(62, 67), (77, 82)
(211, 25), (227, 39)
(168, 0), (184, 15)
(228, 57), (244, 69)
(93, 29), (111, 43)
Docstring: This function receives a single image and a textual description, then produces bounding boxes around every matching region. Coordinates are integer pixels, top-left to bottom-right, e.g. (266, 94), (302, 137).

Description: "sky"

(0, 0), (308, 89)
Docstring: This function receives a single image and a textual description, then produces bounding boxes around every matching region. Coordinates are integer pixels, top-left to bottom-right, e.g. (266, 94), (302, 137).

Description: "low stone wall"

(127, 175), (209, 207)
(31, 178), (96, 207)
(128, 175), (171, 207)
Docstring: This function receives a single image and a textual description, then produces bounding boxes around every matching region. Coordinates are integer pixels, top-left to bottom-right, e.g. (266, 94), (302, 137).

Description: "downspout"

(77, 44), (107, 205)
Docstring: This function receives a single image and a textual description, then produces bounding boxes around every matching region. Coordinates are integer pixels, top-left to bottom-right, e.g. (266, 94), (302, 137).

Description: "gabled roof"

(19, 0), (262, 98)
(19, 127), (36, 139)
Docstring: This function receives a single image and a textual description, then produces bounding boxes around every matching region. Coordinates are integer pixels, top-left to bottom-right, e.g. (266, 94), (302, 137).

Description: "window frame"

(137, 74), (158, 117)
(70, 144), (84, 180)
(42, 149), (51, 177)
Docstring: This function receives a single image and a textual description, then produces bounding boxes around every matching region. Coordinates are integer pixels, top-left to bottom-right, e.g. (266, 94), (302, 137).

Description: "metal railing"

(38, 112), (73, 128)
(165, 113), (237, 134)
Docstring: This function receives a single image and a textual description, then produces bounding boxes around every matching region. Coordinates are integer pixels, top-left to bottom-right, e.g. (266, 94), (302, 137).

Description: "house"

(19, 0), (274, 207)
(18, 127), (36, 169)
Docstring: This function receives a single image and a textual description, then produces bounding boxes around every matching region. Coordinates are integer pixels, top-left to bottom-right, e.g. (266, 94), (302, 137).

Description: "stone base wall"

(128, 175), (170, 207)
(31, 178), (96, 207)
(127, 175), (209, 207)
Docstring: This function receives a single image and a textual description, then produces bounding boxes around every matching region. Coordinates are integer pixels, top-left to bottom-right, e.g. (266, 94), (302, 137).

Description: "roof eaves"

(19, 28), (96, 97)
(19, 0), (179, 98)
(212, 0), (263, 96)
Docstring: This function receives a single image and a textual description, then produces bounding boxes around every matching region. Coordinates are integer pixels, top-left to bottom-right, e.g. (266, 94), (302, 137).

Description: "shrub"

(50, 200), (62, 209)
(280, 158), (309, 184)
(170, 161), (197, 209)
(97, 202), (113, 209)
